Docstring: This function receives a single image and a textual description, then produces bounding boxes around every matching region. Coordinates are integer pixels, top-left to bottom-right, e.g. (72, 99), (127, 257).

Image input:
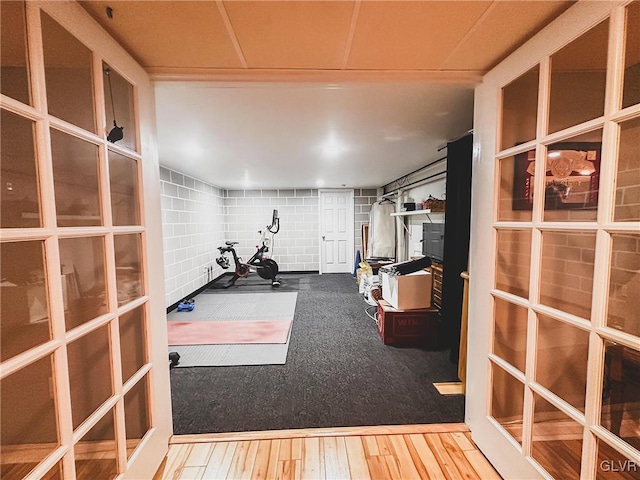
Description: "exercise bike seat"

(225, 241), (239, 246)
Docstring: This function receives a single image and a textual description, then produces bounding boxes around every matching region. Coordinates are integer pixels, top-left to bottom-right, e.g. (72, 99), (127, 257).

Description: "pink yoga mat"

(167, 320), (292, 345)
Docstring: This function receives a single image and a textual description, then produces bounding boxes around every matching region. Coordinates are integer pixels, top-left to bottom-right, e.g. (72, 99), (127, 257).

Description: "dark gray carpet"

(208, 275), (300, 292)
(170, 273), (464, 434)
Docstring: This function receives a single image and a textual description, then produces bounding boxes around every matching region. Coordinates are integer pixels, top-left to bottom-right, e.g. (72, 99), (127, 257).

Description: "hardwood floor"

(154, 424), (501, 480)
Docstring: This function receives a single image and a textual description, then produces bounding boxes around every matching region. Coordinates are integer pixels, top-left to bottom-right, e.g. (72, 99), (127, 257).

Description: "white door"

(0, 2), (171, 479)
(468, 1), (640, 479)
(319, 190), (355, 274)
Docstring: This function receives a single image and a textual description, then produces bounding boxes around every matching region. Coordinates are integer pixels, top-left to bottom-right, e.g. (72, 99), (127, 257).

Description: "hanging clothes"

(367, 200), (395, 259)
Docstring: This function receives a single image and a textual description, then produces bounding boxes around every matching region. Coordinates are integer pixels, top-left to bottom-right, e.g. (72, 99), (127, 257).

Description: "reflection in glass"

(501, 66), (539, 151)
(490, 363), (524, 444)
(124, 375), (150, 459)
(1, 1), (30, 104)
(536, 314), (589, 412)
(493, 297), (527, 372)
(1, 110), (40, 228)
(0, 356), (59, 479)
(608, 234), (640, 337)
(51, 129), (101, 227)
(59, 236), (108, 330)
(495, 229), (531, 298)
(41, 12), (95, 132)
(0, 242), (50, 362)
(614, 117), (640, 222)
(74, 409), (118, 480)
(540, 231), (596, 319)
(601, 341), (640, 452)
(103, 64), (137, 151)
(498, 151), (534, 221)
(543, 129), (603, 222)
(531, 394), (583, 479)
(549, 20), (608, 133)
(622, 2), (640, 108)
(109, 151), (140, 225)
(115, 235), (143, 306)
(119, 306), (147, 383)
(67, 326), (112, 430)
(596, 439), (638, 480)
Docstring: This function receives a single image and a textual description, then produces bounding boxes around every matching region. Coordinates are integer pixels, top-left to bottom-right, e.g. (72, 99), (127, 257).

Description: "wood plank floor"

(154, 424), (501, 480)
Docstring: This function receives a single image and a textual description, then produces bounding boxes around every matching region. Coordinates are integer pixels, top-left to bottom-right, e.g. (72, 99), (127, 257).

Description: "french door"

(468, 1), (640, 479)
(0, 2), (171, 479)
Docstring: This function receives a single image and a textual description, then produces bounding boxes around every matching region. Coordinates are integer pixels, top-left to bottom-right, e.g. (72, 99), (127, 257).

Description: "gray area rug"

(168, 292), (298, 322)
(168, 292), (298, 367)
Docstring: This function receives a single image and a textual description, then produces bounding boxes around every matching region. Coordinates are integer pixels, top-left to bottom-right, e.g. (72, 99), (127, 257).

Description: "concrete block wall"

(160, 167), (225, 306)
(224, 188), (378, 272)
(224, 189), (320, 272)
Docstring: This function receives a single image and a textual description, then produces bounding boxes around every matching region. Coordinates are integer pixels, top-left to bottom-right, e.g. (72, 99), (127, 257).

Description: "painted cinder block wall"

(160, 167), (225, 306)
(160, 168), (378, 307)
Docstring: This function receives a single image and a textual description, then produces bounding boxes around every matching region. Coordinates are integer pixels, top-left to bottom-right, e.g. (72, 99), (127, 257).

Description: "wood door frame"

(467, 1), (640, 479)
(317, 189), (355, 275)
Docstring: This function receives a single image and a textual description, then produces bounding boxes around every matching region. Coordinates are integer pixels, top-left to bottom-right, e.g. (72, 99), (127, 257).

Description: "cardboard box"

(381, 269), (432, 310)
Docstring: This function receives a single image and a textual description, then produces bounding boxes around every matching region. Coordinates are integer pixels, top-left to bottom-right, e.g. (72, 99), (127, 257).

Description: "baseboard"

(280, 270), (319, 274)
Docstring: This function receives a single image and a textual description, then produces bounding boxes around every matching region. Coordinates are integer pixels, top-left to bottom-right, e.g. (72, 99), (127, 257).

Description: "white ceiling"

(154, 82), (474, 189)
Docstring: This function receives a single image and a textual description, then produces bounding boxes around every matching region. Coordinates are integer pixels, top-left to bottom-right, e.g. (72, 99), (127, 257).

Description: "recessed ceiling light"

(316, 179), (325, 187)
(548, 151), (561, 158)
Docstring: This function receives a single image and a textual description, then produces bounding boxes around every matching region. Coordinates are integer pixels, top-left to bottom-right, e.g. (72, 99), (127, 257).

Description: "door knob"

(322, 236), (326, 241)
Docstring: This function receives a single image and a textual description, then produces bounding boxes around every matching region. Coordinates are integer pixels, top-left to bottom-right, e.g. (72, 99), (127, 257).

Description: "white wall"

(160, 179), (377, 306)
(160, 167), (225, 306)
(224, 188), (377, 272)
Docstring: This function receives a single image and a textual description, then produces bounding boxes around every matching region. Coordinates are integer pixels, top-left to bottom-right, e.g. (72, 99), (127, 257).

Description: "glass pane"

(490, 363), (524, 444)
(536, 314), (589, 412)
(493, 297), (527, 372)
(601, 341), (640, 451)
(0, 241), (50, 362)
(1, 110), (40, 228)
(59, 236), (108, 330)
(119, 305), (147, 383)
(495, 229), (531, 298)
(497, 150), (534, 221)
(549, 20), (609, 133)
(42, 461), (63, 480)
(501, 66), (539, 151)
(109, 151), (140, 226)
(103, 64), (137, 150)
(596, 439), (638, 480)
(115, 234), (143, 306)
(51, 129), (101, 227)
(540, 231), (596, 319)
(75, 409), (118, 480)
(0, 356), (59, 479)
(531, 394), (583, 479)
(543, 129), (602, 222)
(614, 117), (640, 221)
(124, 374), (150, 459)
(608, 234), (640, 337)
(41, 12), (95, 133)
(67, 326), (112, 430)
(0, 1), (30, 104)
(622, 1), (640, 109)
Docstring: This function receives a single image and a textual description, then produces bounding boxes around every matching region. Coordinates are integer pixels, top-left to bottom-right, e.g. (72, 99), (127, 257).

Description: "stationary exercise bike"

(216, 209), (281, 288)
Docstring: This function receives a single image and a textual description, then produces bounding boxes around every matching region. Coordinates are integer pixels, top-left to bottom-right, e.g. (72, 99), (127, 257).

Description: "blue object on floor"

(353, 250), (361, 276)
(177, 299), (195, 312)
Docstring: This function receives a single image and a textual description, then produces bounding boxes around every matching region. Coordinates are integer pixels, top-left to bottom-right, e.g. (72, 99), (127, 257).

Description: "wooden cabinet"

(376, 300), (440, 347)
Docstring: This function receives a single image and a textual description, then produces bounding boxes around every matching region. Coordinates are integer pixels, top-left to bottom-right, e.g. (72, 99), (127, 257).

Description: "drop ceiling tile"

(80, 1), (242, 68)
(223, 1), (355, 69)
(440, 1), (576, 71)
(347, 1), (492, 70)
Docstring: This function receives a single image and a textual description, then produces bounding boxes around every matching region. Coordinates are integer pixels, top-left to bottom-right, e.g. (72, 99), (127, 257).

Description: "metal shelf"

(391, 209), (434, 217)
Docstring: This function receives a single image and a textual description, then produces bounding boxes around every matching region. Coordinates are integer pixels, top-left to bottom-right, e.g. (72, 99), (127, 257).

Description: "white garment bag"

(367, 201), (396, 259)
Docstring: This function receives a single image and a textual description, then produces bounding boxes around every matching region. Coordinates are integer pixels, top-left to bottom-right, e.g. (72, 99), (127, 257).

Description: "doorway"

(318, 189), (355, 274)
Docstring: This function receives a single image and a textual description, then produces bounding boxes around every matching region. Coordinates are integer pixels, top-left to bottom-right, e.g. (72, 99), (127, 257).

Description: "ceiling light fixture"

(316, 179), (325, 187)
(548, 151), (561, 158)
